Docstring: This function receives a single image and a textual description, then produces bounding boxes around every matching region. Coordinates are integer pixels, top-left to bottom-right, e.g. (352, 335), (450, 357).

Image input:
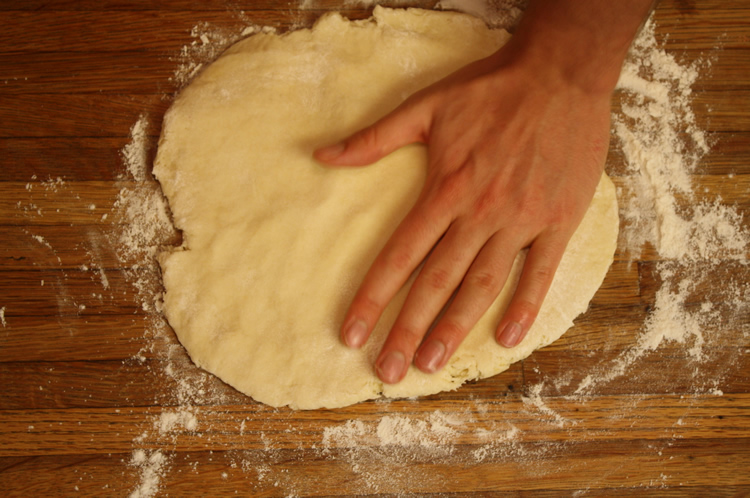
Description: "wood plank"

(607, 131), (750, 177)
(0, 315), (166, 363)
(654, 9), (750, 51)
(525, 347), (750, 396)
(1, 439), (749, 496)
(0, 268), (148, 316)
(0, 225), (175, 270)
(609, 174), (750, 217)
(0, 361), (170, 411)
(0, 180), (170, 226)
(0, 222), (179, 270)
(1, 394), (748, 456)
(0, 442), (749, 496)
(6, 344), (745, 411)
(0, 94), (168, 138)
(0, 231), (639, 310)
(638, 258), (750, 308)
(0, 52), (177, 95)
(0, 7), (745, 81)
(0, 11), (296, 54)
(0, 358), (523, 410)
(0, 138), (133, 182)
(607, 90), (750, 134)
(0, 275), (648, 361)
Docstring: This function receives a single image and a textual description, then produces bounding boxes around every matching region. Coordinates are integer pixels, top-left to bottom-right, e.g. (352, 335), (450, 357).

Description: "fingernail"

(417, 340), (445, 373)
(498, 321), (523, 348)
(377, 351), (406, 384)
(343, 319), (368, 348)
(315, 142), (345, 161)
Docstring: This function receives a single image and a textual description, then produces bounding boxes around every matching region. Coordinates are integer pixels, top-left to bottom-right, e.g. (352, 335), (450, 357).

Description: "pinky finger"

(496, 232), (570, 348)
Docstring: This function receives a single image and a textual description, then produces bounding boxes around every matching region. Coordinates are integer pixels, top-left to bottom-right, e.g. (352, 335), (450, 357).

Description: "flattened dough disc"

(154, 7), (619, 409)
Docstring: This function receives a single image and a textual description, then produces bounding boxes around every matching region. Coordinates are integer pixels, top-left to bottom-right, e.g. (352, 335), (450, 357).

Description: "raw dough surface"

(154, 7), (619, 409)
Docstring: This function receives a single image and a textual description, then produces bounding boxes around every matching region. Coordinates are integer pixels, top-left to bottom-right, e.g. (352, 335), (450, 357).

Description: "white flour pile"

(108, 6), (748, 497)
(128, 449), (169, 498)
(116, 115), (176, 316)
(574, 19), (749, 397)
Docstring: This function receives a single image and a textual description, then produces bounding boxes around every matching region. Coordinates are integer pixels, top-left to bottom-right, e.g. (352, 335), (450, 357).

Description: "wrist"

(495, 0), (654, 96)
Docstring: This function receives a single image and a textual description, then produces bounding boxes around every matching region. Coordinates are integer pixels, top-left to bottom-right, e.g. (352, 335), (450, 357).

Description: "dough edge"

(154, 6), (619, 409)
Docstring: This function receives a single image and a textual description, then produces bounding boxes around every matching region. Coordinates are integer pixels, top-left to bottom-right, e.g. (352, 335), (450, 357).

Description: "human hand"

(314, 42), (613, 385)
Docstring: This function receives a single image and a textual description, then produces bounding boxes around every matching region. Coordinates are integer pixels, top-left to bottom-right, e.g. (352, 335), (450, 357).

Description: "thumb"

(314, 100), (428, 166)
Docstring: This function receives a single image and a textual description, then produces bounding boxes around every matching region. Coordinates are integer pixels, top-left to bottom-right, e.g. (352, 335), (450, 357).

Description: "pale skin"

(315, 0), (656, 385)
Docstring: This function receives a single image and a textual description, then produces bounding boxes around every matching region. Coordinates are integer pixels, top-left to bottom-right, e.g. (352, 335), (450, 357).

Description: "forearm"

(501, 0), (657, 95)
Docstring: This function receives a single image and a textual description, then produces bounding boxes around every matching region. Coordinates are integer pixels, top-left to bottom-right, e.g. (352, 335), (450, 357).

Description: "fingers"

(413, 231), (523, 374)
(314, 99), (428, 166)
(496, 232), (569, 348)
(341, 199), (452, 350)
(373, 223), (489, 383)
(350, 214), (571, 383)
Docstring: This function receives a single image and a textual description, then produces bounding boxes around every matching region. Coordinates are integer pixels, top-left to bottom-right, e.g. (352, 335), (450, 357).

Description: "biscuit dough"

(154, 7), (619, 409)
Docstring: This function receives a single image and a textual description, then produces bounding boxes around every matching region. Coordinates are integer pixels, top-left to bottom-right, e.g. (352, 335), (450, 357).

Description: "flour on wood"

(113, 6), (746, 497)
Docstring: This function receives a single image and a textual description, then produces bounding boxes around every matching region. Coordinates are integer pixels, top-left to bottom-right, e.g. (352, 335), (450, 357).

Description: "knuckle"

(531, 264), (556, 284)
(391, 323), (424, 350)
(467, 270), (503, 294)
(356, 126), (381, 154)
(433, 164), (472, 206)
(384, 249), (414, 273)
(526, 259), (559, 289)
(354, 294), (384, 318)
(421, 267), (454, 292)
(437, 319), (467, 344)
(471, 189), (501, 223)
(514, 191), (543, 216)
(510, 298), (541, 323)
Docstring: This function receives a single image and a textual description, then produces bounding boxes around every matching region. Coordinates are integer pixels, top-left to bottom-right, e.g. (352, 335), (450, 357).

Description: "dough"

(154, 7), (619, 409)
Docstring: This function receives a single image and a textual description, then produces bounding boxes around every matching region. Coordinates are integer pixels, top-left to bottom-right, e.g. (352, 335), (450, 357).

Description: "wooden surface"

(1, 0), (749, 496)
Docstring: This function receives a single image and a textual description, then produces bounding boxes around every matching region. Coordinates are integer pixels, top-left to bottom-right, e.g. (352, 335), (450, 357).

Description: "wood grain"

(0, 0), (748, 496)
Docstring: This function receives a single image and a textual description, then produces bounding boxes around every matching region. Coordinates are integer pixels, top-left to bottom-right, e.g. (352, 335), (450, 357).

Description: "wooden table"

(1, 0), (748, 495)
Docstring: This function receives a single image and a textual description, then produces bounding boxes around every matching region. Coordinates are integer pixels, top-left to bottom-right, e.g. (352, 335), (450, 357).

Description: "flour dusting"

(172, 19), (271, 88)
(113, 114), (176, 315)
(571, 19), (748, 397)
(110, 6), (747, 497)
(128, 450), (169, 498)
(522, 383), (571, 428)
(614, 28), (746, 262)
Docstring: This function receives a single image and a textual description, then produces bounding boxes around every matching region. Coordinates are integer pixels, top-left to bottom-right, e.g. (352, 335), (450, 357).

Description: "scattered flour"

(122, 116), (150, 182)
(157, 408), (199, 434)
(322, 410), (462, 453)
(0, 306), (6, 328)
(113, 114), (176, 315)
(614, 19), (748, 260)
(171, 19), (270, 88)
(521, 383), (571, 428)
(572, 19), (749, 397)
(109, 5), (747, 497)
(117, 114), (197, 498)
(128, 450), (169, 498)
